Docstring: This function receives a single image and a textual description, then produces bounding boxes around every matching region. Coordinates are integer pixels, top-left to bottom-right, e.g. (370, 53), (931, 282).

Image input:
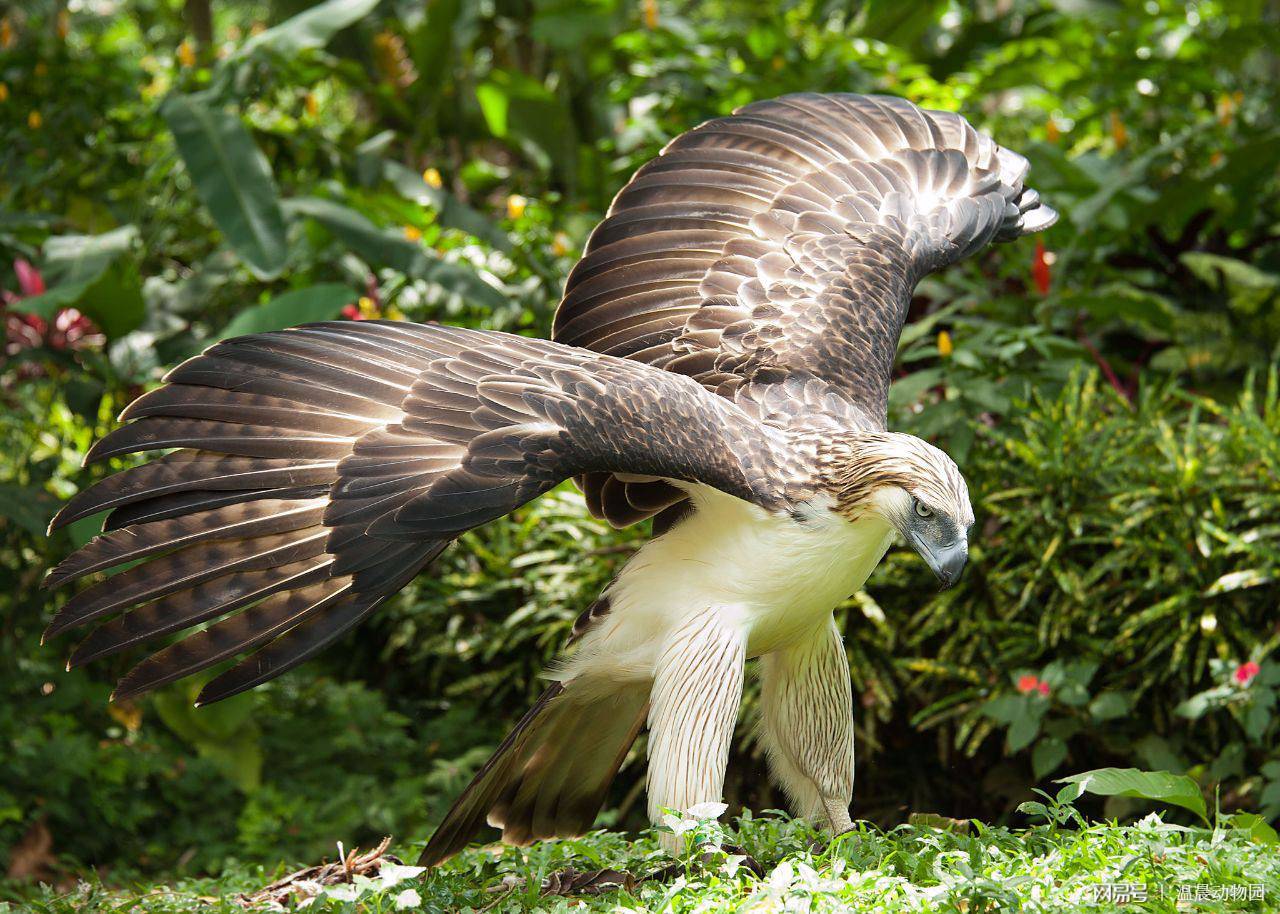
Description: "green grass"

(8, 802), (1280, 913)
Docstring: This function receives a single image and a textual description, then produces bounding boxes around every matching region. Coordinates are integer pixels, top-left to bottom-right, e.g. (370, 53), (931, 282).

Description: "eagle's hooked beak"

(907, 532), (968, 589)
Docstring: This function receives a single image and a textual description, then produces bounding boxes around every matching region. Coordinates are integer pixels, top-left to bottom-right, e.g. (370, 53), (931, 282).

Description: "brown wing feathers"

(46, 322), (784, 705)
(553, 92), (1055, 526)
(46, 324), (450, 706)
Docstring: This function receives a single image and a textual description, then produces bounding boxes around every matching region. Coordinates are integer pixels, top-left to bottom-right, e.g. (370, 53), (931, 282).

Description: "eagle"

(43, 93), (1054, 865)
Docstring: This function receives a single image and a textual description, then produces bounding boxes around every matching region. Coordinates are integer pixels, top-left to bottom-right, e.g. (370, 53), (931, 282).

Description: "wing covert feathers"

(47, 322), (788, 702)
(553, 92), (1056, 425)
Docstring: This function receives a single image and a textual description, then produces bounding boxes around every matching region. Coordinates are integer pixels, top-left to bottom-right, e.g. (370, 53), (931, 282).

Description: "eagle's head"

(817, 432), (973, 587)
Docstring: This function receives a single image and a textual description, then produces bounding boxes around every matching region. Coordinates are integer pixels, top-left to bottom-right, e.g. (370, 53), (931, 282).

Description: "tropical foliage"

(2, 0), (1280, 902)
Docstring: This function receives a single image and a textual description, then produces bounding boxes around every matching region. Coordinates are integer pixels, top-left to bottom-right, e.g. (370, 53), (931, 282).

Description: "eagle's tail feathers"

(418, 678), (649, 867)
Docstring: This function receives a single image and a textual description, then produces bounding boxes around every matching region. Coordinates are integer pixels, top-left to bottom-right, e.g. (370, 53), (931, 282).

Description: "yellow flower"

(506, 194), (527, 220)
(57, 9), (70, 40)
(1109, 110), (1127, 150)
(642, 0), (659, 29)
(358, 296), (378, 318)
(403, 225), (423, 242)
(0, 19), (12, 50)
(936, 330), (953, 358)
(1217, 92), (1235, 127)
(422, 167), (443, 189)
(304, 92), (318, 117)
(178, 39), (196, 68)
(551, 231), (571, 257)
(27, 110), (42, 129)
(0, 83), (8, 103)
(1045, 119), (1060, 143)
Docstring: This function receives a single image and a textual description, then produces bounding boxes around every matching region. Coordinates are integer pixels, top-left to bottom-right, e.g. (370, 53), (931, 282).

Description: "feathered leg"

(757, 615), (855, 833)
(645, 609), (746, 850)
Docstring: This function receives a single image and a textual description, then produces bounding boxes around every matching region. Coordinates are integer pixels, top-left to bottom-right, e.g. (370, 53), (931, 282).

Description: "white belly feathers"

(557, 485), (895, 683)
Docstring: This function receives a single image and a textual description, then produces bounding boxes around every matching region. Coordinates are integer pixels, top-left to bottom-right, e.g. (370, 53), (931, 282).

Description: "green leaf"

(162, 93), (288, 279)
(286, 196), (505, 309)
(530, 0), (618, 49)
(858, 0), (948, 46)
(234, 0), (380, 60)
(1007, 707), (1042, 753)
(1089, 691), (1130, 722)
(80, 261), (146, 338)
(1057, 768), (1208, 824)
(1205, 569), (1273, 595)
(217, 284), (357, 341)
(13, 227), (145, 336)
(382, 160), (512, 251)
(1229, 813), (1280, 846)
(0, 484), (58, 537)
(41, 225), (138, 287)
(153, 681), (262, 792)
(475, 70), (576, 183)
(906, 812), (972, 834)
(1032, 738), (1068, 779)
(982, 694), (1023, 725)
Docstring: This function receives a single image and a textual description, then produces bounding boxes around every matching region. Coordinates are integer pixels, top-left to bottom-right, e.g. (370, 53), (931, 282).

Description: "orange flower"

(936, 330), (953, 357)
(506, 194), (527, 220)
(1045, 119), (1060, 144)
(178, 40), (196, 68)
(642, 0), (659, 29)
(27, 110), (42, 130)
(551, 231), (571, 257)
(1032, 239), (1051, 295)
(0, 83), (8, 103)
(422, 167), (443, 189)
(403, 225), (423, 242)
(0, 19), (13, 50)
(304, 92), (318, 117)
(1109, 110), (1128, 150)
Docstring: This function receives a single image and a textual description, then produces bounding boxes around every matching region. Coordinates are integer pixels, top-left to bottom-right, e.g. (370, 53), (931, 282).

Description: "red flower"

(1016, 674), (1052, 697)
(340, 304), (364, 321)
(1234, 661), (1261, 687)
(3, 260), (103, 358)
(13, 258), (45, 296)
(1032, 239), (1051, 295)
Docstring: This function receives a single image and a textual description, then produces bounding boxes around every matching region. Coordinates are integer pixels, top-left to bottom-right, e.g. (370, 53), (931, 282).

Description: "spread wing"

(553, 92), (1056, 423)
(45, 322), (796, 705)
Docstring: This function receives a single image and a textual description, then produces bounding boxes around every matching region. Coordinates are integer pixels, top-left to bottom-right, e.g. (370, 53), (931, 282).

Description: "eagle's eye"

(913, 499), (933, 519)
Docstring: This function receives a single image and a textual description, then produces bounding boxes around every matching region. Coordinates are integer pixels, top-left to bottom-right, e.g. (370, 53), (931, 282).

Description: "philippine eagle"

(44, 93), (1055, 863)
